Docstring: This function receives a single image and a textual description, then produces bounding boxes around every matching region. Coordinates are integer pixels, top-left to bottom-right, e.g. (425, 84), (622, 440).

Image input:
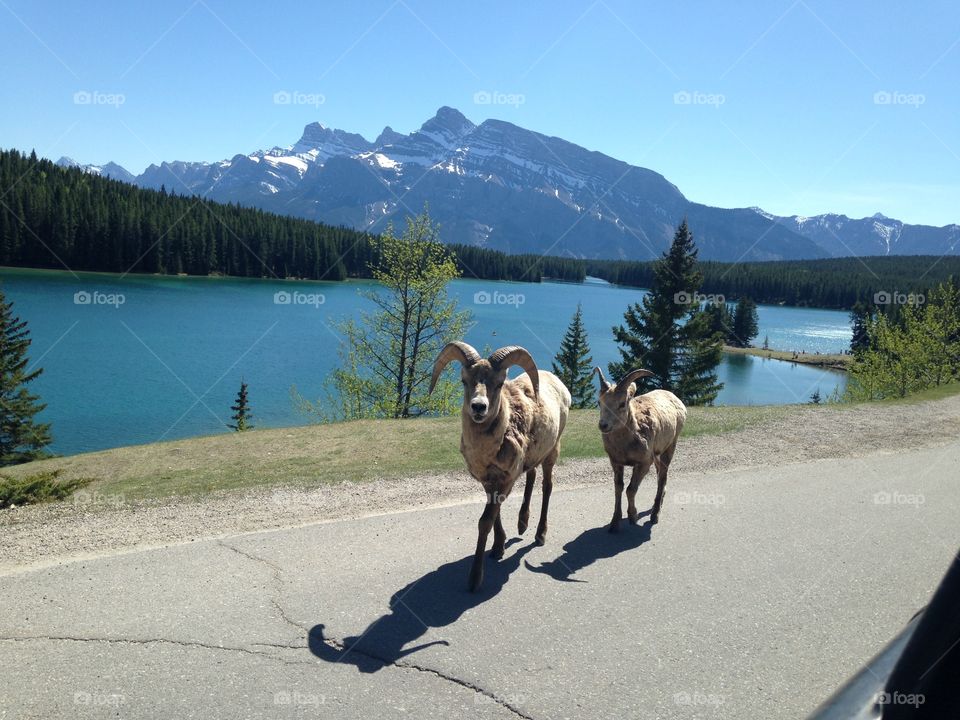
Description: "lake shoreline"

(4, 270), (851, 454)
(723, 344), (851, 372)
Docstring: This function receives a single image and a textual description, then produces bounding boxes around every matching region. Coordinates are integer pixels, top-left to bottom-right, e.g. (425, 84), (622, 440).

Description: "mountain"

(64, 108), (959, 261)
(56, 157), (136, 184)
(753, 209), (960, 257)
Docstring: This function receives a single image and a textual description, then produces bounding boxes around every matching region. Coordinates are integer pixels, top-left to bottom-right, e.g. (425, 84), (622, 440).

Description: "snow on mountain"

(56, 109), (958, 261)
(56, 157), (136, 184)
(751, 207), (954, 257)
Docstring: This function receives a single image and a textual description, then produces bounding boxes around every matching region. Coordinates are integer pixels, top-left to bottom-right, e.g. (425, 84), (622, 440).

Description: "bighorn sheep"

(430, 342), (572, 591)
(593, 367), (686, 532)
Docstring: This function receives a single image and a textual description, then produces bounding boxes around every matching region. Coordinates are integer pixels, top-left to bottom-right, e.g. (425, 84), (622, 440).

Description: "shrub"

(0, 470), (92, 509)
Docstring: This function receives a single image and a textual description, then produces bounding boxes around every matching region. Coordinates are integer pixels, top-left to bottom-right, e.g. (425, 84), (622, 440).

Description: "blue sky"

(2, 0), (958, 226)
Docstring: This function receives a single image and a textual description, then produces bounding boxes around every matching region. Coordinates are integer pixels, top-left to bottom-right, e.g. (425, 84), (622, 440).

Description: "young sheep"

(593, 367), (686, 532)
(430, 342), (572, 591)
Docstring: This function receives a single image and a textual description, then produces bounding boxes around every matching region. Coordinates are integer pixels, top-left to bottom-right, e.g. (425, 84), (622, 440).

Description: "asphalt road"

(1, 441), (958, 720)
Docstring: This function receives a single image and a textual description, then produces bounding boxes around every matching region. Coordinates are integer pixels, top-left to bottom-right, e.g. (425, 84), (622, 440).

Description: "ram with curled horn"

(430, 341), (572, 591)
(593, 366), (687, 531)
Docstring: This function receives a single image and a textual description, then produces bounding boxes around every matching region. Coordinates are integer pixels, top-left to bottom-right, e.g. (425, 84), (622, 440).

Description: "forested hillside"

(588, 257), (960, 309)
(3, 148), (957, 309)
(0, 149), (585, 283)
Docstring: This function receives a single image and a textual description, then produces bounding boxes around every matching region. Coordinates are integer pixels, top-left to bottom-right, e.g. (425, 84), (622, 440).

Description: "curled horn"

(489, 346), (539, 397)
(593, 366), (611, 393)
(617, 368), (655, 393)
(429, 342), (481, 394)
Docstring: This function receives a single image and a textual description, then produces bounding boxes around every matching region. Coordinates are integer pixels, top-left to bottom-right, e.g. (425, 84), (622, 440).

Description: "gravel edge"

(2, 395), (959, 575)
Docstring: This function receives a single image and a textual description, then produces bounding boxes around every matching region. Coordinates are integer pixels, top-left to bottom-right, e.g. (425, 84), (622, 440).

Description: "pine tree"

(703, 301), (734, 343)
(552, 303), (595, 408)
(610, 219), (723, 405)
(0, 290), (52, 464)
(849, 301), (873, 353)
(228, 380), (253, 431)
(762, 334), (770, 350)
(731, 297), (760, 347)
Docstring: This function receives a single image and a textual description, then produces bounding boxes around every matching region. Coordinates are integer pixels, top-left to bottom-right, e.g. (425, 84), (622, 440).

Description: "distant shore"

(723, 344), (852, 372)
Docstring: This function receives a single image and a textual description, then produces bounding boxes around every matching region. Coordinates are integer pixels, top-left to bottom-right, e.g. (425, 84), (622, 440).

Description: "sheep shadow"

(524, 512), (653, 582)
(308, 538), (535, 673)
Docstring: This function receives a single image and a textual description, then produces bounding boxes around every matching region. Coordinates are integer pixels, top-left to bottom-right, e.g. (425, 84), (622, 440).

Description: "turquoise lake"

(0, 269), (851, 455)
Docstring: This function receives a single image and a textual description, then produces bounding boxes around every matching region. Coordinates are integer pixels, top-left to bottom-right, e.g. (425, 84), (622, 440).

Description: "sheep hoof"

(628, 510), (639, 525)
(489, 546), (504, 560)
(607, 521), (620, 534)
(650, 513), (660, 525)
(535, 533), (547, 546)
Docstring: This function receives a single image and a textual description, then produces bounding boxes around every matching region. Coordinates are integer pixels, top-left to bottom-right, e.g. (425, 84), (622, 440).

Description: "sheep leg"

(469, 493), (501, 592)
(608, 464), (625, 533)
(626, 459), (651, 525)
(651, 441), (678, 524)
(490, 511), (506, 559)
(535, 460), (554, 546)
(518, 468), (536, 535)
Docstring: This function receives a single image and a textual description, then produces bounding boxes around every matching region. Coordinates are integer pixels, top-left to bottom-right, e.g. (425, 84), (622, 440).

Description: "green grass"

(7, 383), (957, 506)
(873, 379), (960, 405)
(1, 404), (801, 504)
(559, 404), (792, 459)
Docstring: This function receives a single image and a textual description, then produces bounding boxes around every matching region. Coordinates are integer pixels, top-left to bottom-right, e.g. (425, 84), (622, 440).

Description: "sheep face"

(593, 367), (655, 434)
(430, 342), (540, 425)
(597, 382), (635, 434)
(459, 360), (508, 424)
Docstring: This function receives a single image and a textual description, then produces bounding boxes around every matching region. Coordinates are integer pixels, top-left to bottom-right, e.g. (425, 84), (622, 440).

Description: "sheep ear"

(489, 346), (539, 397)
(593, 366), (611, 393)
(429, 342), (480, 394)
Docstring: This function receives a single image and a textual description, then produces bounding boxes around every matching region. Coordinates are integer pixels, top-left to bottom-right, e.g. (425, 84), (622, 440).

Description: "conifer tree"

(552, 303), (595, 408)
(0, 290), (52, 464)
(228, 380), (253, 431)
(610, 219), (723, 405)
(731, 297), (759, 347)
(849, 302), (873, 354)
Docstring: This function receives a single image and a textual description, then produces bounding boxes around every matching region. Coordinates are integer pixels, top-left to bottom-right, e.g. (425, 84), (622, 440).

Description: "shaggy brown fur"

(594, 368), (686, 530)
(431, 343), (571, 591)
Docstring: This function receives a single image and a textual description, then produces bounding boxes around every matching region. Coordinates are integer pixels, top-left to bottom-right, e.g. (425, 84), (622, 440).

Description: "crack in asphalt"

(0, 635), (314, 666)
(217, 540), (306, 637)
(218, 539), (536, 720)
(314, 632), (536, 720)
